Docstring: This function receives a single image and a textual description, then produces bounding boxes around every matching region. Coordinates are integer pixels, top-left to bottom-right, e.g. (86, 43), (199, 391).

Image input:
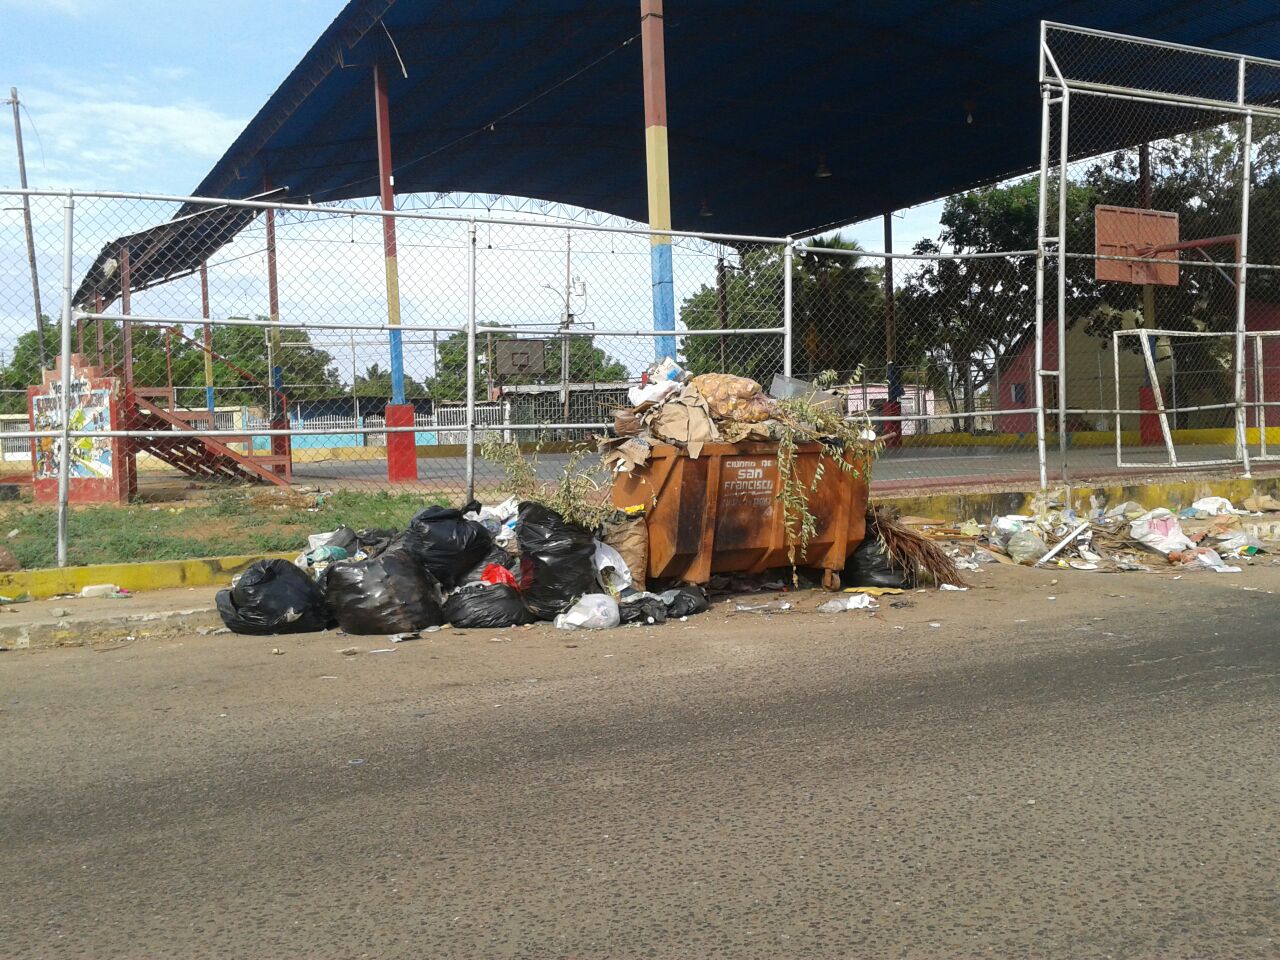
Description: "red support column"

(385, 402), (418, 483)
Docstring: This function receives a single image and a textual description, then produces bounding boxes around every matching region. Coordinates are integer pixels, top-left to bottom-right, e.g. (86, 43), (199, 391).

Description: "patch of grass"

(315, 490), (442, 532)
(0, 487), (453, 570)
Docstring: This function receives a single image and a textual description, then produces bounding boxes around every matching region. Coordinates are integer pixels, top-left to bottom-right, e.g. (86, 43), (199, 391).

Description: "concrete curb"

(0, 552), (295, 601)
(0, 604), (224, 651)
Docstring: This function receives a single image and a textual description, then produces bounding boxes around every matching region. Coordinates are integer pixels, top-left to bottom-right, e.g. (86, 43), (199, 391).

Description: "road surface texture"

(2, 564), (1278, 959)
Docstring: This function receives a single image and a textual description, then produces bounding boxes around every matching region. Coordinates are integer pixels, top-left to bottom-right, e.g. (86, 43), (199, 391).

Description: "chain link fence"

(1042, 21), (1280, 484)
(4, 21), (1280, 566)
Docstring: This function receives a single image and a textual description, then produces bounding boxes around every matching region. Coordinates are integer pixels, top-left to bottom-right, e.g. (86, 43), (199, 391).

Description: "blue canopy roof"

(192, 0), (1280, 237)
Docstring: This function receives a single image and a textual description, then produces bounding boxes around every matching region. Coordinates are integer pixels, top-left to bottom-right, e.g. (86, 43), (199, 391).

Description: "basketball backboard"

(494, 338), (546, 376)
(1094, 205), (1179, 286)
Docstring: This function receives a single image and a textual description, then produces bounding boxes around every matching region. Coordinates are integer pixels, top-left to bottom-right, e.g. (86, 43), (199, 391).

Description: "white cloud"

(12, 85), (244, 190)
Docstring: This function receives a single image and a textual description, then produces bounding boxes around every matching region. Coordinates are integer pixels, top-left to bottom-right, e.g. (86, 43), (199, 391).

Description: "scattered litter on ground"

(554, 594), (621, 630)
(734, 600), (794, 613)
(817, 595), (879, 613)
(79, 583), (130, 599)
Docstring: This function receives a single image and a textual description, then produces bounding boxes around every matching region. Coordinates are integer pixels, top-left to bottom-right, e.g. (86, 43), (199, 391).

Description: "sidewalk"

(0, 586), (223, 651)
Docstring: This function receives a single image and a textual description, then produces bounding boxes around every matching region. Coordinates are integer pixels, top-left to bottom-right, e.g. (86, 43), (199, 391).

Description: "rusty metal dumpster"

(611, 441), (869, 588)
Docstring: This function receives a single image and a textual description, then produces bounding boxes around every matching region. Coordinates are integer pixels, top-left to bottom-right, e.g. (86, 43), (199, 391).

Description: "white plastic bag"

(1130, 508), (1196, 556)
(627, 379), (679, 407)
(1190, 496), (1244, 516)
(592, 541), (632, 593)
(554, 594), (621, 630)
(307, 528), (345, 551)
(817, 594), (879, 613)
(1182, 548), (1242, 573)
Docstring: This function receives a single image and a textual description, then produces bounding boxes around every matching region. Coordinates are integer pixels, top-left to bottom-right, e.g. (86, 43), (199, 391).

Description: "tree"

(424, 327), (629, 403)
(679, 238), (885, 386)
(0, 326), (47, 414)
(353, 363), (429, 399)
(0, 316), (344, 414)
(896, 179), (1052, 426)
(212, 321), (344, 403)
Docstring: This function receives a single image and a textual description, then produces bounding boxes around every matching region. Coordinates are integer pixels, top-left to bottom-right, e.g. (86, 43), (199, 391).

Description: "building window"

(1012, 383), (1027, 404)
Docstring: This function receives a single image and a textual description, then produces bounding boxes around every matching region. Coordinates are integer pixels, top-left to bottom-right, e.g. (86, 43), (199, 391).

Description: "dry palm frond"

(869, 507), (967, 587)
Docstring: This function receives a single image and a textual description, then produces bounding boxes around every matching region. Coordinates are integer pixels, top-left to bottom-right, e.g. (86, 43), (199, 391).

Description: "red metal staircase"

(127, 388), (292, 486)
(102, 325), (294, 487)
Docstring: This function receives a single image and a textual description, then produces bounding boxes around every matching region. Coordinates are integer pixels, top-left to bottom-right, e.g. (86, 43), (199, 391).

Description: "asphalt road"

(2, 565), (1278, 958)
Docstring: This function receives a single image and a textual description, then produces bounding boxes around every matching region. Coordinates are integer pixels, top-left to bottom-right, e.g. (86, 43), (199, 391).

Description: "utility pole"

(7, 87), (48, 367)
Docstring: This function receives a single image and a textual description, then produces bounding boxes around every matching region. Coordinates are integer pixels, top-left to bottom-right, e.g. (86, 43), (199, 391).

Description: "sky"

(0, 0), (947, 391)
(0, 0), (944, 251)
(0, 0), (348, 194)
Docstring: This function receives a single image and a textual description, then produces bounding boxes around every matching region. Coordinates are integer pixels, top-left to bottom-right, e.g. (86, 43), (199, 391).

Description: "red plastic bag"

(480, 563), (518, 589)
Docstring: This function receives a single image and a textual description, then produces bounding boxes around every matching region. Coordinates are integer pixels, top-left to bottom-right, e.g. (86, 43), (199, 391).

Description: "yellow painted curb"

(0, 552), (296, 601)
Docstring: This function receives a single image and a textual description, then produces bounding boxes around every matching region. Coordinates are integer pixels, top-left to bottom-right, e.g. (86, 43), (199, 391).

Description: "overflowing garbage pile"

(216, 498), (711, 636)
(600, 360), (874, 470)
(939, 494), (1280, 574)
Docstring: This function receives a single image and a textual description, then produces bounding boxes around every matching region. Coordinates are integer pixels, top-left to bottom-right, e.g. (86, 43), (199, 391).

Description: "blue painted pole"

(642, 0), (677, 361)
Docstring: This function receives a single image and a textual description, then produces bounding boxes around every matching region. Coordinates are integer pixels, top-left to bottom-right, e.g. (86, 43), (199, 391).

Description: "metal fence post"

(465, 217), (478, 502)
(1034, 81), (1052, 490)
(56, 190), (76, 568)
(1235, 59), (1253, 478)
(1056, 84), (1071, 489)
(782, 238), (794, 378)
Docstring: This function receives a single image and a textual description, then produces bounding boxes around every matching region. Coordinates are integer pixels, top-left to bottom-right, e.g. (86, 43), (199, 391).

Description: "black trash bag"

(843, 536), (917, 590)
(325, 548), (445, 635)
(398, 505), (493, 589)
(619, 594), (667, 626)
(662, 585), (709, 618)
(516, 502), (597, 621)
(443, 582), (535, 629)
(215, 559), (330, 635)
(354, 527), (397, 559)
(460, 543), (519, 585)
